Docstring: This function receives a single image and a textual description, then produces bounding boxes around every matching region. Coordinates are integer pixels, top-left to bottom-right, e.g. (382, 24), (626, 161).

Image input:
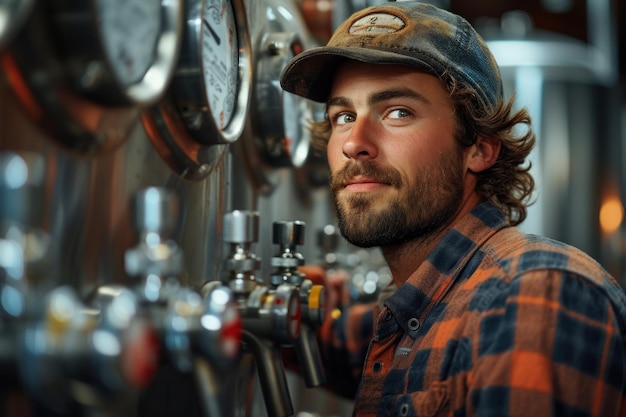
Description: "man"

(280, 2), (626, 416)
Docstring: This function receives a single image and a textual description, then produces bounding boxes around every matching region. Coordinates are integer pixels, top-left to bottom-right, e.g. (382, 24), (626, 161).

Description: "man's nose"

(341, 117), (378, 160)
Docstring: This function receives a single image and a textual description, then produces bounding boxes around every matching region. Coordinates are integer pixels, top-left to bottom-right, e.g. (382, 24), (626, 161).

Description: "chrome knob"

(270, 220), (305, 286)
(0, 152), (46, 227)
(222, 210), (259, 244)
(132, 186), (180, 236)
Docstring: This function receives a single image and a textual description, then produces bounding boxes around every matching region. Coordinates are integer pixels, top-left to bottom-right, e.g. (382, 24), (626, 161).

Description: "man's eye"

(334, 113), (355, 125)
(387, 108), (412, 119)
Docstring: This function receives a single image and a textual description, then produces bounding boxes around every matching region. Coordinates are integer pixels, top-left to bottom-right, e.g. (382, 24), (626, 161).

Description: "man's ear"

(467, 136), (501, 173)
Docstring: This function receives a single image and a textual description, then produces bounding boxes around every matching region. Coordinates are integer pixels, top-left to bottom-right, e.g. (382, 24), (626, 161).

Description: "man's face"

(326, 61), (469, 248)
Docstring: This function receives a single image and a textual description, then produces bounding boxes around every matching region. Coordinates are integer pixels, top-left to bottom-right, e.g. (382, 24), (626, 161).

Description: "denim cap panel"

(279, 2), (503, 110)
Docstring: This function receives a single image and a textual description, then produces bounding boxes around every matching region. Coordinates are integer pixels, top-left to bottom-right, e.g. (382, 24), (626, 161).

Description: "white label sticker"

(349, 13), (406, 35)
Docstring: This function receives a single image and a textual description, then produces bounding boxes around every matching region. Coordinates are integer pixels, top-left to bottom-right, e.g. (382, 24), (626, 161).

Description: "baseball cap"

(279, 1), (503, 110)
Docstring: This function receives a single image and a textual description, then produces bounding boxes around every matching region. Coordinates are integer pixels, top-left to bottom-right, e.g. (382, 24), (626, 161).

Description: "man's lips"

(330, 162), (402, 195)
(343, 177), (390, 192)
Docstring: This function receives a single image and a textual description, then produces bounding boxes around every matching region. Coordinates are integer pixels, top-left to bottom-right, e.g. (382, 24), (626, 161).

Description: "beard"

(330, 148), (465, 248)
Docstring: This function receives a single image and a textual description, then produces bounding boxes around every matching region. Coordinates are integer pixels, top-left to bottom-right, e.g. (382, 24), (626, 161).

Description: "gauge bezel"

(49, 0), (182, 107)
(254, 31), (313, 168)
(231, 28), (317, 196)
(0, 0), (35, 49)
(143, 0), (253, 180)
(1, 0), (183, 154)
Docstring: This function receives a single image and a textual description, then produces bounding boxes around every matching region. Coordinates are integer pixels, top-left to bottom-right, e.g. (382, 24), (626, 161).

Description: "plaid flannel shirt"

(320, 202), (626, 417)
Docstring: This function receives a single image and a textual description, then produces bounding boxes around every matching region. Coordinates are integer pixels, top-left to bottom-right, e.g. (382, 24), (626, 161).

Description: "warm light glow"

(316, 0), (332, 12)
(599, 197), (624, 234)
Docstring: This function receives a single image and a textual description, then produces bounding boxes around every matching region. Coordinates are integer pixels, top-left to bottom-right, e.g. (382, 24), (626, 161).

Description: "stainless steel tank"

(481, 7), (623, 282)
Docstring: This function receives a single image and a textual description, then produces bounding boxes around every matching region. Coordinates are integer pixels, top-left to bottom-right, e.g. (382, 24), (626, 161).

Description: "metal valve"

(125, 186), (183, 303)
(0, 151), (46, 230)
(221, 210), (301, 417)
(18, 285), (160, 413)
(317, 224), (342, 270)
(167, 283), (242, 372)
(242, 283), (301, 417)
(221, 213), (301, 343)
(125, 186), (242, 365)
(270, 220), (327, 388)
(0, 151), (50, 391)
(221, 210), (262, 295)
(0, 237), (26, 390)
(0, 151), (51, 288)
(124, 187), (242, 417)
(269, 220), (306, 286)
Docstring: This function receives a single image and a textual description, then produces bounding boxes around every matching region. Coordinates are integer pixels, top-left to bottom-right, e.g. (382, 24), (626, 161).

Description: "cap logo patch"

(349, 13), (406, 35)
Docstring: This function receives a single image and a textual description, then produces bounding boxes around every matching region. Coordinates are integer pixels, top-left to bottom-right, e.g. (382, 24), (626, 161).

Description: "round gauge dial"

(96, 0), (162, 89)
(141, 0), (252, 180)
(0, 0), (35, 49)
(202, 0), (239, 131)
(254, 32), (313, 168)
(90, 0), (180, 105)
(1, 0), (183, 154)
(43, 0), (182, 106)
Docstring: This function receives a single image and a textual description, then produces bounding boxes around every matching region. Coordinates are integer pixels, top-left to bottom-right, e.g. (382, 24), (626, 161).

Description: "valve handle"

(0, 151), (46, 228)
(272, 220), (305, 247)
(132, 186), (180, 235)
(223, 210), (259, 244)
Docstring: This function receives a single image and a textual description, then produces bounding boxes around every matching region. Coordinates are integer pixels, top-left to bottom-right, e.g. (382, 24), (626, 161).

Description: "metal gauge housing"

(229, 0), (321, 195)
(52, 0), (181, 106)
(142, 0), (252, 180)
(254, 32), (313, 168)
(0, 0), (35, 49)
(1, 0), (182, 154)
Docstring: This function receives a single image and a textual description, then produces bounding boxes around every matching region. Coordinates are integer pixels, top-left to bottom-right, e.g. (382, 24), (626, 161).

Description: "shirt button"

(373, 361), (382, 373)
(408, 317), (420, 331)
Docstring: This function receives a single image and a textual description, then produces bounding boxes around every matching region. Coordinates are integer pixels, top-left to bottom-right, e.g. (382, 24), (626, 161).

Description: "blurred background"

(0, 0), (624, 416)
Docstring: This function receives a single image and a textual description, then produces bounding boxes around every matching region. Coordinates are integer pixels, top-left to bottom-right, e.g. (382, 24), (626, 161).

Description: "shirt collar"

(383, 202), (509, 337)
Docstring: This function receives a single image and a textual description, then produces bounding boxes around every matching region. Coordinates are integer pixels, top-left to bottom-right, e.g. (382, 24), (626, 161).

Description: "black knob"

(272, 220), (305, 246)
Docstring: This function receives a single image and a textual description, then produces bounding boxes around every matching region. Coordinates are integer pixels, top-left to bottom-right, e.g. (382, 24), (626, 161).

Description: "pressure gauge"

(51, 0), (181, 106)
(1, 0), (182, 154)
(226, 1), (320, 195)
(142, 0), (252, 180)
(96, 0), (163, 100)
(202, 0), (239, 131)
(254, 32), (313, 168)
(0, 0), (34, 49)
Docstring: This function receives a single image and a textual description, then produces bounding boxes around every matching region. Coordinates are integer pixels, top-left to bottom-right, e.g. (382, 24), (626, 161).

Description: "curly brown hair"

(446, 75), (536, 226)
(308, 73), (536, 226)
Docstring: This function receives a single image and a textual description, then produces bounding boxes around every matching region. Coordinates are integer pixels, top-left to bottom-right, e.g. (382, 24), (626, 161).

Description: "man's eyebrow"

(369, 88), (431, 105)
(326, 96), (351, 109)
(326, 88), (430, 110)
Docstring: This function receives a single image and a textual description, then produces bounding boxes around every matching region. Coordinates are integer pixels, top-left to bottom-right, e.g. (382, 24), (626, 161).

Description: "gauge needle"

(203, 19), (221, 45)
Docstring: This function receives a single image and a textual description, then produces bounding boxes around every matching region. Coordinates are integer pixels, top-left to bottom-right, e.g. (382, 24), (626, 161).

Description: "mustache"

(330, 161), (403, 193)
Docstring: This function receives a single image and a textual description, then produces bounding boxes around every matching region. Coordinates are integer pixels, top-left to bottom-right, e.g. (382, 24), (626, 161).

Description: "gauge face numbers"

(95, 0), (162, 88)
(140, 0), (250, 177)
(202, 0), (239, 131)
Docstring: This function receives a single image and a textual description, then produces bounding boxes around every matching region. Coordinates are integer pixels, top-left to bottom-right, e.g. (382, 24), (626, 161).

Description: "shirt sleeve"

(317, 301), (377, 399)
(469, 269), (626, 417)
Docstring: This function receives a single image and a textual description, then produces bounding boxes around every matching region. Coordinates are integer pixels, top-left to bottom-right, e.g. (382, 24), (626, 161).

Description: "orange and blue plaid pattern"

(320, 202), (626, 416)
